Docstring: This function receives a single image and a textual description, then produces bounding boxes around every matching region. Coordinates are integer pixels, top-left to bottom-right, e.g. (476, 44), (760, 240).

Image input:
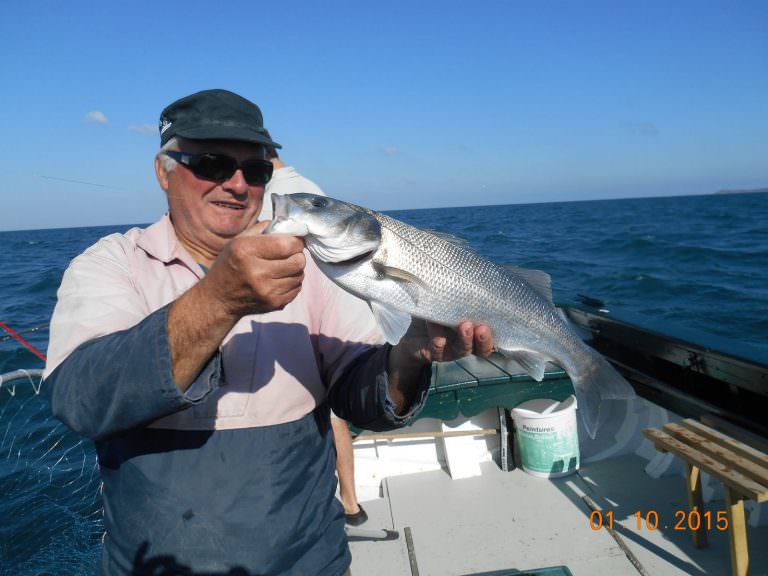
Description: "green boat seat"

(351, 352), (575, 434)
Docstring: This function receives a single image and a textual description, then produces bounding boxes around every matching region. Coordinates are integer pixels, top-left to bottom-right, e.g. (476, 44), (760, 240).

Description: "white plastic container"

(511, 395), (580, 478)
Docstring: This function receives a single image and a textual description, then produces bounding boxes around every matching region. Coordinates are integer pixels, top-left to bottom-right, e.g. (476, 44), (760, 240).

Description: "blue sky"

(1, 1), (766, 231)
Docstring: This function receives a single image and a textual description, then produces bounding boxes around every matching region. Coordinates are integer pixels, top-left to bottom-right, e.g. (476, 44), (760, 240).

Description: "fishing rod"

(0, 324), (48, 343)
(0, 321), (47, 362)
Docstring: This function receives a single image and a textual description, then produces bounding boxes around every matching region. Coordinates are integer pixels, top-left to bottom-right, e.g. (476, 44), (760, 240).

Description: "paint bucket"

(511, 395), (579, 478)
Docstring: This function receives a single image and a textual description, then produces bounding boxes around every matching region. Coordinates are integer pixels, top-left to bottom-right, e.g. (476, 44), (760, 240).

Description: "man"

(259, 138), (368, 526)
(45, 89), (493, 575)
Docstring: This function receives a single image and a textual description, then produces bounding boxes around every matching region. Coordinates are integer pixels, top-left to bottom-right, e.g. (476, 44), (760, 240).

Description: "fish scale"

(373, 212), (565, 351)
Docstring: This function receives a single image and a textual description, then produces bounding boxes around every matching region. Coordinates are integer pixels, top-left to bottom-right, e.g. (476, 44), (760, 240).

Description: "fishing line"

(38, 174), (125, 190)
(38, 175), (155, 199)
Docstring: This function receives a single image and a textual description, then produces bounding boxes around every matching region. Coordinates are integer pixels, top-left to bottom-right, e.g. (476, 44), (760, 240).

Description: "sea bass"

(265, 193), (635, 438)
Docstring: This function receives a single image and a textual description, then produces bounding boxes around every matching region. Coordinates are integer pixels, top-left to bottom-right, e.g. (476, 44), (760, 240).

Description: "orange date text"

(589, 510), (729, 531)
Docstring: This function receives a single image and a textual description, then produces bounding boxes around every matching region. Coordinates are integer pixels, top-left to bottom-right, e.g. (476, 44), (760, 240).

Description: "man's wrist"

(387, 342), (431, 415)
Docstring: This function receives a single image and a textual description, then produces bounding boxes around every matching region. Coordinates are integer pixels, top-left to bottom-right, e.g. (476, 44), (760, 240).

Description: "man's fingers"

(473, 324), (494, 358)
(426, 322), (445, 341)
(271, 251), (306, 277)
(450, 321), (474, 358)
(423, 321), (494, 362)
(233, 218), (305, 259)
(229, 234), (306, 267)
(257, 236), (306, 260)
(425, 323), (447, 362)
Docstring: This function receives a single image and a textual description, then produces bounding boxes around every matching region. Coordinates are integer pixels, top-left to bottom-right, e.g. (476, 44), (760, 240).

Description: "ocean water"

(0, 192), (766, 573)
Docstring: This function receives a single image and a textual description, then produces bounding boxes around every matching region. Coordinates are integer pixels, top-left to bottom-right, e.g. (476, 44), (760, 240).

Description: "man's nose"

(222, 169), (248, 193)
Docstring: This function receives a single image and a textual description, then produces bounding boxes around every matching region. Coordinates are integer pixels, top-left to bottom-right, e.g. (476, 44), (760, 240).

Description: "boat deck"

(349, 454), (768, 575)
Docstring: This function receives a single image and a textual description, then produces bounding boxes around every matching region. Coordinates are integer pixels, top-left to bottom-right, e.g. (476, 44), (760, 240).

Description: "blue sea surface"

(0, 192), (766, 573)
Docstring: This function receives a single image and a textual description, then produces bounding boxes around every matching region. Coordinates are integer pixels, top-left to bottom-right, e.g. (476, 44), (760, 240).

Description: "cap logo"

(159, 118), (172, 135)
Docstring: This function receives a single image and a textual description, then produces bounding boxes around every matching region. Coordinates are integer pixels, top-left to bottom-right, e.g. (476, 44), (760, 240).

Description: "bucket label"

(516, 424), (579, 476)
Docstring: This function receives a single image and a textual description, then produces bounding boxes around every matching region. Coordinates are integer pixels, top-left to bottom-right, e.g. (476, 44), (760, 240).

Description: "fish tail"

(566, 346), (635, 439)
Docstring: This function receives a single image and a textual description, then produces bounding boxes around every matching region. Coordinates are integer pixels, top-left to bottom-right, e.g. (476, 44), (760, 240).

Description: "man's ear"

(155, 155), (170, 191)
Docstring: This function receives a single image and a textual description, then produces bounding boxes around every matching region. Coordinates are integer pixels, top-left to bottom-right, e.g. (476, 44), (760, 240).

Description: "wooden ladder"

(643, 419), (768, 576)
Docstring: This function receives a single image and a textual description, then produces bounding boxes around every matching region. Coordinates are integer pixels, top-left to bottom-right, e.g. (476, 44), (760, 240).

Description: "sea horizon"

(2, 189), (766, 234)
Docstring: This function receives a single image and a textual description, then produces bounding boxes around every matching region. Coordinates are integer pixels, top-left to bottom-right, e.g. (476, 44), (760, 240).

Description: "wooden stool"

(643, 419), (768, 576)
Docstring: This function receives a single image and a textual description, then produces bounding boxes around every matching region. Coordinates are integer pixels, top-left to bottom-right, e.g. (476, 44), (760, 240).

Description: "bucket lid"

(511, 395), (577, 419)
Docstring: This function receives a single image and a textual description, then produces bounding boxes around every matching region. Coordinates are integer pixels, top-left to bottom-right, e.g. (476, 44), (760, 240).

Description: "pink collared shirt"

(45, 214), (382, 430)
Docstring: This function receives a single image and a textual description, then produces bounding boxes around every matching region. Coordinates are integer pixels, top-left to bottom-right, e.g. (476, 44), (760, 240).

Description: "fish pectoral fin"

(372, 262), (425, 306)
(375, 263), (427, 288)
(501, 265), (554, 304)
(499, 349), (548, 381)
(370, 302), (412, 345)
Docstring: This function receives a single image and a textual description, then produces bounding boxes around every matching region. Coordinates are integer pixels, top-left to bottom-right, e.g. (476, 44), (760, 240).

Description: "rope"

(0, 320), (47, 362)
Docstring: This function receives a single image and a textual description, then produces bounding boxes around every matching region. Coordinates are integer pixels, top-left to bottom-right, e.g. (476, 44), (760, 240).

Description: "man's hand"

(387, 319), (495, 415)
(406, 320), (494, 364)
(168, 221), (307, 390)
(201, 220), (306, 318)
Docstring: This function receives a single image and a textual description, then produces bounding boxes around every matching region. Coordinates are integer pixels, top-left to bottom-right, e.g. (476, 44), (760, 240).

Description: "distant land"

(715, 187), (768, 195)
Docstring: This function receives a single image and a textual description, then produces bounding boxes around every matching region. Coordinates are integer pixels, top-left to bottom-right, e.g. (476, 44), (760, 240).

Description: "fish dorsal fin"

(370, 301), (412, 345)
(501, 265), (553, 304)
(499, 348), (548, 381)
(422, 229), (470, 248)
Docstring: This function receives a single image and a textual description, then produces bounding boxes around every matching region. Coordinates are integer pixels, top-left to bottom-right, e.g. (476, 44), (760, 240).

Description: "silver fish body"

(266, 193), (634, 437)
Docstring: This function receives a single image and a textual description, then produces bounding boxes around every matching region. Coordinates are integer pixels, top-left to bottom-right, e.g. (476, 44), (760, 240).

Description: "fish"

(264, 193), (635, 438)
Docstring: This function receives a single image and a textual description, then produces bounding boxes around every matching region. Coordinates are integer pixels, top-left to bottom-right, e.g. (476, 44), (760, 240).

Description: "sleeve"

(43, 236), (222, 440)
(326, 345), (431, 432)
(314, 271), (431, 431)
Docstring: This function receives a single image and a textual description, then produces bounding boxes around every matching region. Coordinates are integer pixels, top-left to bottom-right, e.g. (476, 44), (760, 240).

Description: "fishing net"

(0, 370), (102, 575)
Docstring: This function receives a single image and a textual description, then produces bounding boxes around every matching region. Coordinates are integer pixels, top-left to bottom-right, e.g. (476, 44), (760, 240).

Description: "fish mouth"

(263, 195), (309, 235)
(271, 194), (287, 218)
(326, 249), (375, 265)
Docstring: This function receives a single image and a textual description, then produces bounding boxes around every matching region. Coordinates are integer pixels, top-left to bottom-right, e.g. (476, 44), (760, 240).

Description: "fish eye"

(310, 197), (329, 208)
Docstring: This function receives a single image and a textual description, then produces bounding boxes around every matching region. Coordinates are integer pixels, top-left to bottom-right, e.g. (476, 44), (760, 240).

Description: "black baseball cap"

(159, 89), (282, 149)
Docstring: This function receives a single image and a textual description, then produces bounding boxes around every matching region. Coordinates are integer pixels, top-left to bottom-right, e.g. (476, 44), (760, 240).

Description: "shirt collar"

(136, 214), (204, 277)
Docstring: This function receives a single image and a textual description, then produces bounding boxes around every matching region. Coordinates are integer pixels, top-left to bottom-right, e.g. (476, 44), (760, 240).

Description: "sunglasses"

(165, 151), (273, 186)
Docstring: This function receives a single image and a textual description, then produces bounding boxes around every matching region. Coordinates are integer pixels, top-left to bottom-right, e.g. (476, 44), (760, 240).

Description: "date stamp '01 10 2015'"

(589, 510), (730, 532)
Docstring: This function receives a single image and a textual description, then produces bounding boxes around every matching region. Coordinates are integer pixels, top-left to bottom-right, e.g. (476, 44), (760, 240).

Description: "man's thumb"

(238, 220), (271, 237)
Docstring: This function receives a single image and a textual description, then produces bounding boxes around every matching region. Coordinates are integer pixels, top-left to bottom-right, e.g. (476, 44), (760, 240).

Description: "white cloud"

(381, 146), (401, 156)
(129, 124), (158, 135)
(85, 111), (109, 125)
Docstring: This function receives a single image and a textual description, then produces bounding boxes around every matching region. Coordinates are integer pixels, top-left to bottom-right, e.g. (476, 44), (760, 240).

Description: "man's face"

(157, 139), (267, 259)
